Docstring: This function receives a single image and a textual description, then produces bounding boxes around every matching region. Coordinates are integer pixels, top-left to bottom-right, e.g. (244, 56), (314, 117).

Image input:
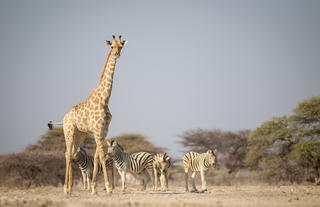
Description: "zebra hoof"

(191, 189), (198, 193)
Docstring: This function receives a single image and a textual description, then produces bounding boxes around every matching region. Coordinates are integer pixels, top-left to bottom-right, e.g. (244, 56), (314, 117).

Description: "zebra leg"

(165, 172), (169, 191)
(153, 167), (158, 191)
(110, 168), (115, 190)
(184, 168), (189, 192)
(147, 168), (154, 191)
(119, 169), (126, 192)
(191, 172), (198, 192)
(86, 172), (91, 191)
(200, 170), (207, 192)
(140, 170), (148, 191)
(80, 170), (86, 190)
(160, 173), (166, 191)
(106, 168), (114, 190)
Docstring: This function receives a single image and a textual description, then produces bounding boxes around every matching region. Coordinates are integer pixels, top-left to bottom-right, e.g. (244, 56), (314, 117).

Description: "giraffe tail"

(48, 121), (63, 130)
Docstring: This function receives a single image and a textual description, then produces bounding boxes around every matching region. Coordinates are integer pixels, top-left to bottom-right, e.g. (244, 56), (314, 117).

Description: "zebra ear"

(165, 156), (171, 161)
(163, 152), (167, 157)
(213, 149), (217, 155)
(112, 141), (118, 146)
(107, 141), (111, 147)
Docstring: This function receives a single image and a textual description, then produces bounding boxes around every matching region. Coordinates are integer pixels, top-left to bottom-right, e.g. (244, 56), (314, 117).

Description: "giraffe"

(63, 35), (127, 195)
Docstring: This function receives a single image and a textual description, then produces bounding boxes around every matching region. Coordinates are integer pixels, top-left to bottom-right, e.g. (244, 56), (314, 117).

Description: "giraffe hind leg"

(63, 120), (77, 195)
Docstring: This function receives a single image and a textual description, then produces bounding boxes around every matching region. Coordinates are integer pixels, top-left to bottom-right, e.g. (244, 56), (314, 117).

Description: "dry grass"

(0, 185), (319, 207)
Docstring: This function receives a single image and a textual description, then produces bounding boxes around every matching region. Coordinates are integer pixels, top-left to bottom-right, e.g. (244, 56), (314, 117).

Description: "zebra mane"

(117, 142), (124, 151)
(110, 140), (124, 151)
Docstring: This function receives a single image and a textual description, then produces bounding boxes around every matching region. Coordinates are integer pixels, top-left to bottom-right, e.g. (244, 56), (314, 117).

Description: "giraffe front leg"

(91, 149), (99, 194)
(200, 170), (207, 192)
(98, 144), (111, 194)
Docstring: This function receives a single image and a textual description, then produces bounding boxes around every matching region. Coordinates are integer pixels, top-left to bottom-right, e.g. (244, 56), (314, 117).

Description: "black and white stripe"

(73, 147), (114, 190)
(183, 149), (217, 192)
(107, 140), (154, 192)
(153, 153), (171, 191)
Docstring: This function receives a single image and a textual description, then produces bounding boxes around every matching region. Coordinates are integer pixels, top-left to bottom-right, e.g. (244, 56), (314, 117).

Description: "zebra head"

(206, 149), (217, 167)
(73, 147), (87, 161)
(158, 152), (171, 173)
(107, 140), (124, 157)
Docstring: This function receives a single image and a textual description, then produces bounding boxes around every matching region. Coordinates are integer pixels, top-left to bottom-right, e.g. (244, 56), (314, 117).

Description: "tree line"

(179, 96), (320, 184)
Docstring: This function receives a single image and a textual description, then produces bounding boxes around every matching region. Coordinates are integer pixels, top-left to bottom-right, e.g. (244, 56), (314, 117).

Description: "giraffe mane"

(89, 50), (112, 97)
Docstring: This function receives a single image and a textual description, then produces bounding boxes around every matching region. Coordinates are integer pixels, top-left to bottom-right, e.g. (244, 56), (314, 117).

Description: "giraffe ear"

(121, 40), (128, 46)
(106, 40), (112, 46)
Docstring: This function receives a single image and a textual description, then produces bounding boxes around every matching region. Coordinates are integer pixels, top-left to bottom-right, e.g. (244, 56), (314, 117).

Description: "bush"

(179, 128), (250, 172)
(245, 96), (320, 183)
(0, 151), (78, 188)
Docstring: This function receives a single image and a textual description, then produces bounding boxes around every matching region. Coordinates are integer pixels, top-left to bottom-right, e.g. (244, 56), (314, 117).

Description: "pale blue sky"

(0, 0), (319, 157)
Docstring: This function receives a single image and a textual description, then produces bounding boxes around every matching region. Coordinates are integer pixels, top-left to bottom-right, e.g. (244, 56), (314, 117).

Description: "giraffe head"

(106, 35), (127, 58)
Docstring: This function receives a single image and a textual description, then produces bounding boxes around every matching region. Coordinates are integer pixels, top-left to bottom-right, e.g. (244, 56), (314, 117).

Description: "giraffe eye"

(111, 46), (114, 49)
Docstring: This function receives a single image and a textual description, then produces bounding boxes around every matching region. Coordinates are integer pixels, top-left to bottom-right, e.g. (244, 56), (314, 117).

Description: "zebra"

(107, 140), (154, 192)
(183, 149), (217, 193)
(73, 147), (114, 190)
(153, 152), (171, 191)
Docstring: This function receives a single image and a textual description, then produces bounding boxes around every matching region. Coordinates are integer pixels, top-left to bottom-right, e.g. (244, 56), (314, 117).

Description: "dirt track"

(0, 185), (319, 207)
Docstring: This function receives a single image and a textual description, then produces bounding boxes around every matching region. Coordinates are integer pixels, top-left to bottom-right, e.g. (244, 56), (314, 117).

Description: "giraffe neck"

(90, 51), (118, 105)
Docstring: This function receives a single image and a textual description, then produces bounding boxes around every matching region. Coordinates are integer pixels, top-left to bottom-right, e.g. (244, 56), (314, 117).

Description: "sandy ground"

(0, 184), (319, 207)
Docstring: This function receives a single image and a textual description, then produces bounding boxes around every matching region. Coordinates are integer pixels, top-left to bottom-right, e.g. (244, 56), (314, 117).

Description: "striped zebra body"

(183, 150), (217, 192)
(73, 147), (114, 190)
(153, 153), (171, 191)
(107, 141), (154, 192)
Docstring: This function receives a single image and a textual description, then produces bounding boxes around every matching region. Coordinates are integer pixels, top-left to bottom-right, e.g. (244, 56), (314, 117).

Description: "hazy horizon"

(0, 0), (319, 158)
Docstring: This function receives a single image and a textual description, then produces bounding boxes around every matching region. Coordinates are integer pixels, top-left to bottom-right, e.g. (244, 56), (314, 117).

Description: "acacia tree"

(179, 129), (250, 171)
(245, 96), (320, 183)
